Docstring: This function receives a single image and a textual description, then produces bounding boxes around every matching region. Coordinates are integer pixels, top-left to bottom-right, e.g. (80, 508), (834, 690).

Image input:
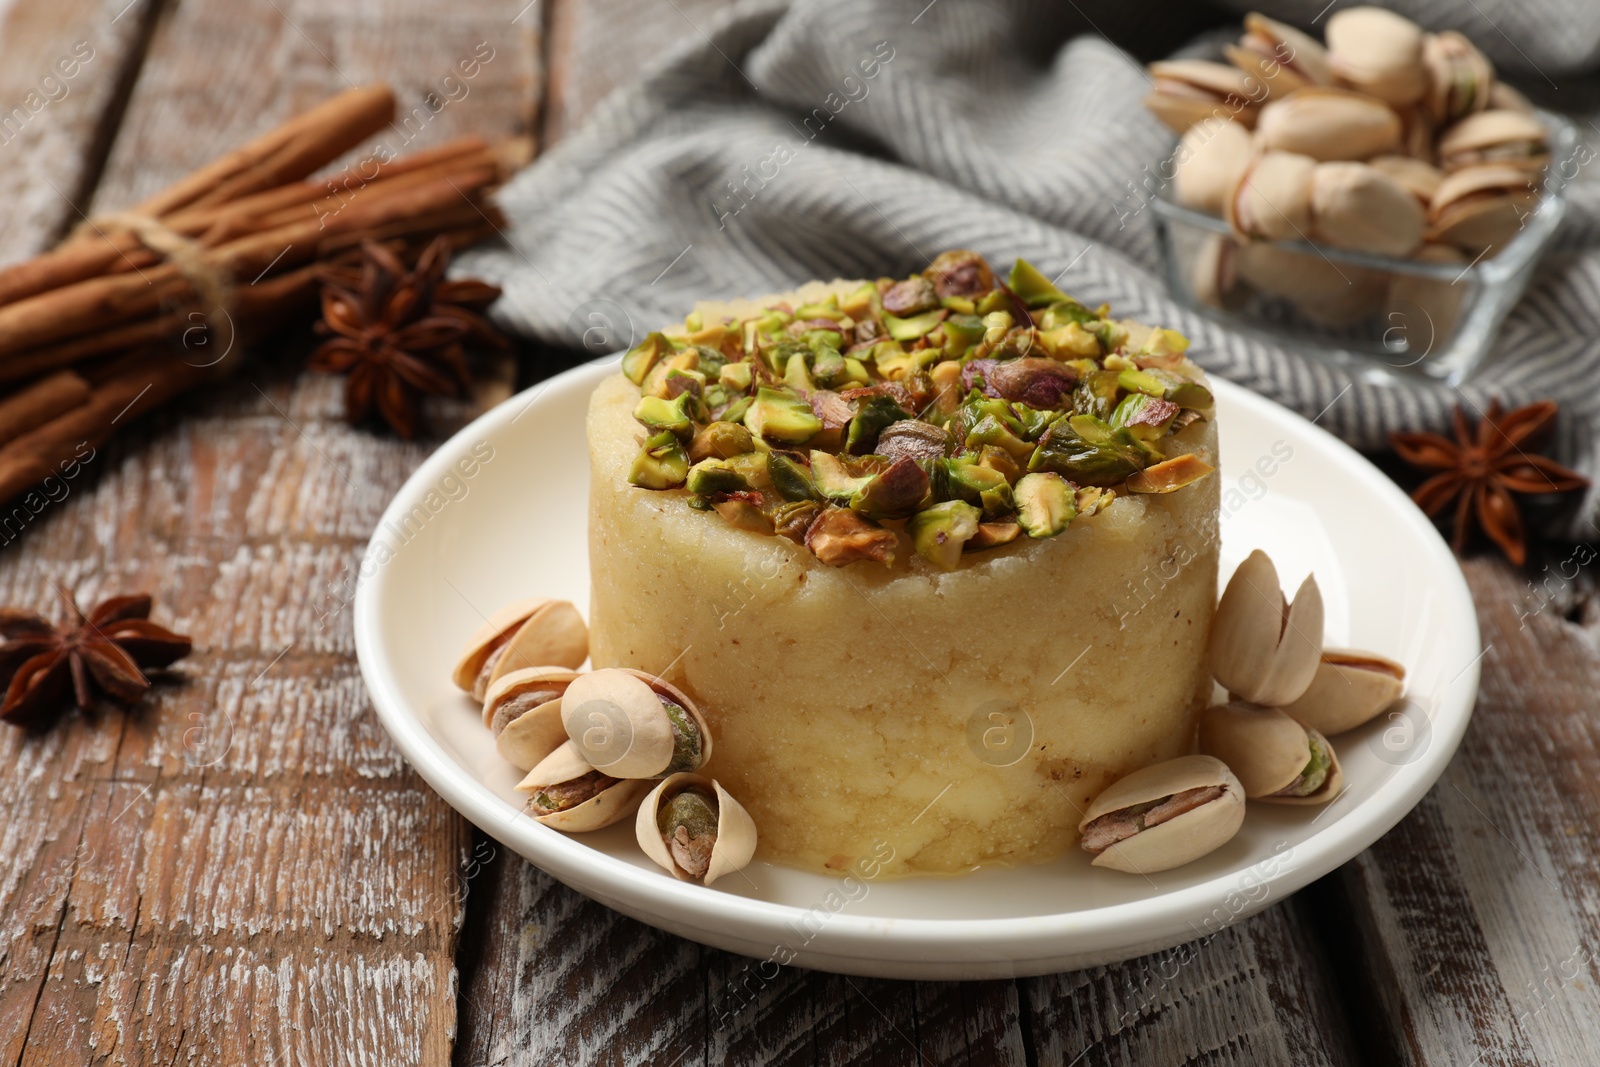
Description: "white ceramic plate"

(354, 357), (1480, 980)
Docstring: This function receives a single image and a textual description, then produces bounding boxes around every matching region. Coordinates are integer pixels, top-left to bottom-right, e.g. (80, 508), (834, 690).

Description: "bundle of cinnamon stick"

(0, 84), (527, 509)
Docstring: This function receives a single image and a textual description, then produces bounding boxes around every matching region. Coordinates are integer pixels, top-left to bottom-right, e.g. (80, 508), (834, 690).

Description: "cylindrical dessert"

(586, 254), (1220, 876)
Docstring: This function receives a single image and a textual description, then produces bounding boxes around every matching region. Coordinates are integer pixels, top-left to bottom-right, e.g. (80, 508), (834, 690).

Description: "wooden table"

(0, 2), (1595, 1063)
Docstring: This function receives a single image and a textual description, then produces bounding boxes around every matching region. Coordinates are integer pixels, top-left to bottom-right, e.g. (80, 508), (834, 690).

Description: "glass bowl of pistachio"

(1144, 8), (1580, 385)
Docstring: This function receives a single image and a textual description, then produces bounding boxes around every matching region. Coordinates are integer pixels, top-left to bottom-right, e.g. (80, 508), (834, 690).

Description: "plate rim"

(353, 356), (1480, 961)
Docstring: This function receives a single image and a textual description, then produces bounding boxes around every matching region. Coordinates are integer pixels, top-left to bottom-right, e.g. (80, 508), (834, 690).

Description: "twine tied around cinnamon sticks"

(0, 83), (530, 512)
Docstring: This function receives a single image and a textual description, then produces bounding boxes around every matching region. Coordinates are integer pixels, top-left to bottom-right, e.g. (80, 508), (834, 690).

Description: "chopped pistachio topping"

(622, 252), (1214, 568)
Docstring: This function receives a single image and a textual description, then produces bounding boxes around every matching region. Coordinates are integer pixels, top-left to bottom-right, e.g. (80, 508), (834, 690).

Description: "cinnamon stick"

(0, 370), (91, 448)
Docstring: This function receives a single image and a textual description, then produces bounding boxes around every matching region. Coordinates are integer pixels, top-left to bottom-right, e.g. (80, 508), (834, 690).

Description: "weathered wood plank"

(0, 0), (163, 266)
(1324, 556), (1600, 1067)
(0, 0), (538, 1062)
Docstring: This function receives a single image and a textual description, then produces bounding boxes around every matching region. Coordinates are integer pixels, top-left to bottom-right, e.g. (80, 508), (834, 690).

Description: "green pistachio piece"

(975, 289), (1012, 316)
(849, 456), (930, 519)
(1072, 369), (1123, 421)
(1027, 416), (1142, 487)
(633, 393), (695, 440)
(812, 349), (846, 387)
(719, 362), (753, 392)
(965, 414), (1035, 463)
(841, 283), (879, 319)
(908, 500), (982, 570)
(810, 451), (875, 501)
(883, 308), (947, 342)
(685, 458), (749, 495)
(946, 458), (1010, 501)
(1006, 259), (1068, 308)
(978, 483), (1015, 517)
(783, 352), (815, 393)
(661, 700), (705, 775)
(622, 332), (674, 386)
(1015, 472), (1077, 537)
(1116, 367), (1167, 399)
(744, 387), (821, 445)
(719, 395), (753, 425)
(841, 357), (872, 386)
(629, 430), (690, 489)
(795, 299), (845, 321)
(1035, 300), (1097, 330)
(689, 421), (755, 462)
(773, 499), (823, 544)
(1276, 730), (1334, 798)
(1110, 393), (1181, 441)
(711, 494), (775, 534)
(978, 446), (1023, 485)
(942, 313), (986, 357)
(767, 452), (818, 502)
(756, 310), (791, 336)
(845, 394), (909, 455)
(940, 295), (977, 315)
(683, 311), (704, 332)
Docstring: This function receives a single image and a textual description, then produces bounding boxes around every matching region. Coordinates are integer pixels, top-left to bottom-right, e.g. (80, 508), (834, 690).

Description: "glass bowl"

(1150, 112), (1578, 386)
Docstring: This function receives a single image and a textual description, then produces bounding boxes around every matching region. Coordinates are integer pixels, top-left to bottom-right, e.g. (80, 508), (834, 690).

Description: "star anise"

(309, 236), (508, 438)
(0, 591), (193, 727)
(1391, 400), (1589, 566)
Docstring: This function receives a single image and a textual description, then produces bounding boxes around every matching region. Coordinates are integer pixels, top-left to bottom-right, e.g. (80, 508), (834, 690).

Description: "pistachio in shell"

(1227, 150), (1317, 242)
(516, 740), (650, 831)
(1190, 234), (1243, 310)
(636, 772), (758, 886)
(1172, 118), (1254, 217)
(560, 667), (712, 779)
(1233, 243), (1387, 328)
(1436, 109), (1550, 173)
(1145, 60), (1262, 134)
(1078, 755), (1246, 873)
(483, 666), (581, 771)
(1224, 12), (1335, 101)
(1208, 549), (1324, 707)
(1325, 7), (1428, 107)
(1387, 243), (1468, 344)
(452, 598), (588, 702)
(1254, 89), (1403, 162)
(1422, 31), (1494, 126)
(1368, 155), (1446, 206)
(1198, 702), (1343, 805)
(1280, 649), (1406, 736)
(1426, 163), (1538, 254)
(1309, 161), (1426, 257)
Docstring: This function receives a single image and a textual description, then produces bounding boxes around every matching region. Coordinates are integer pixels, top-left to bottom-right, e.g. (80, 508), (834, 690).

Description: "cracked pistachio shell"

(1145, 60), (1262, 133)
(1280, 649), (1406, 736)
(1078, 755), (1245, 874)
(1326, 7), (1428, 106)
(1426, 163), (1538, 253)
(1191, 234), (1242, 309)
(1226, 151), (1316, 242)
(1225, 13), (1335, 99)
(1437, 110), (1549, 172)
(1255, 89), (1403, 162)
(1310, 161), (1426, 257)
(560, 667), (712, 779)
(1209, 550), (1324, 706)
(1423, 31), (1494, 126)
(636, 773), (758, 886)
(1173, 118), (1254, 217)
(451, 598), (588, 701)
(516, 740), (650, 831)
(483, 666), (581, 770)
(1198, 703), (1343, 804)
(1369, 155), (1445, 205)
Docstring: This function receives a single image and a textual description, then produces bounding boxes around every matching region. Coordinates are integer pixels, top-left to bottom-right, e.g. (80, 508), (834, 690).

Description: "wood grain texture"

(1323, 556), (1600, 1067)
(0, 0), (162, 267)
(0, 0), (535, 1062)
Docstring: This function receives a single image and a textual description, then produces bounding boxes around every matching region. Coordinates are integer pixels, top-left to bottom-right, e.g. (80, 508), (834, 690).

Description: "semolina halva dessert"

(584, 252), (1224, 877)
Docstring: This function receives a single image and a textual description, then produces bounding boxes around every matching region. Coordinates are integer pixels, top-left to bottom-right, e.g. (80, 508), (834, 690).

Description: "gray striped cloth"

(458, 0), (1600, 543)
